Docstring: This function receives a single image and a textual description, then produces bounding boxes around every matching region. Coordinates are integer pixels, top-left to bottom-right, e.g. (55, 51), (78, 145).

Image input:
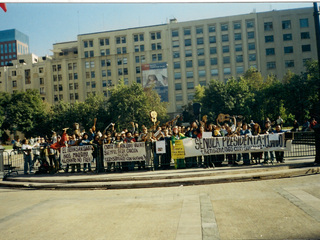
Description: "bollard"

(0, 145), (5, 180)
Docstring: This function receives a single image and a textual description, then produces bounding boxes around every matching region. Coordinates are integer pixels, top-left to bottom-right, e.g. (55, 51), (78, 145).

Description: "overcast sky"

(0, 2), (315, 57)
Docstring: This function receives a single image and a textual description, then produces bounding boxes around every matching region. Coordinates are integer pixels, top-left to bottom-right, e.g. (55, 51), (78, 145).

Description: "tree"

(107, 82), (168, 130)
(200, 79), (234, 121)
(3, 90), (47, 138)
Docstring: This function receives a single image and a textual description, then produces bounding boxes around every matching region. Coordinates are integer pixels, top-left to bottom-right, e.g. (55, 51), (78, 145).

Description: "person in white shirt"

(21, 139), (35, 174)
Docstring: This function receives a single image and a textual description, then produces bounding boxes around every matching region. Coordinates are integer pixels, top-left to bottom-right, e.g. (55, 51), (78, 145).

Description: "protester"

(273, 125), (285, 163)
(21, 139), (34, 174)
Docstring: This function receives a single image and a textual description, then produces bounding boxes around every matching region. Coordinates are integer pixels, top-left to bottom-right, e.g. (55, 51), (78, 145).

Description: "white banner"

(103, 142), (146, 162)
(183, 133), (292, 157)
(60, 145), (93, 165)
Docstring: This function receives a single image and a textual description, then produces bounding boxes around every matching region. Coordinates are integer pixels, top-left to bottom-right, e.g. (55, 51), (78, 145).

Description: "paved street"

(1, 174), (320, 240)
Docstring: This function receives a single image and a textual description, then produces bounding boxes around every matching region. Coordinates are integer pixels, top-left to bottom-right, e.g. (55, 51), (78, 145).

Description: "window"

(198, 59), (205, 67)
(197, 37), (204, 45)
(185, 39), (191, 47)
(234, 33), (242, 41)
(267, 61), (276, 69)
(122, 47), (127, 54)
(172, 30), (179, 37)
(236, 66), (244, 74)
(176, 95), (183, 102)
(102, 70), (106, 77)
(188, 93), (195, 101)
(174, 62), (181, 69)
(282, 20), (291, 29)
(107, 70), (111, 76)
(185, 50), (192, 57)
(174, 72), (181, 79)
(249, 54), (256, 61)
(135, 56), (140, 63)
(266, 48), (275, 56)
(198, 70), (206, 77)
(117, 48), (121, 54)
(224, 67), (231, 74)
(157, 43), (161, 50)
(222, 45), (229, 53)
(211, 69), (218, 76)
(283, 34), (292, 41)
(106, 49), (110, 55)
(136, 66), (141, 74)
(140, 45), (144, 52)
(248, 43), (255, 50)
(107, 59), (111, 66)
(234, 22), (241, 29)
(210, 58), (218, 65)
(173, 51), (180, 58)
(134, 34), (139, 42)
(90, 61), (95, 68)
(136, 77), (141, 84)
(100, 50), (105, 56)
(89, 40), (93, 47)
(151, 43), (156, 50)
(197, 48), (204, 56)
(264, 22), (273, 31)
(235, 44), (242, 52)
(69, 73), (73, 80)
(152, 54), (157, 61)
(302, 44), (311, 52)
(285, 60), (294, 68)
(209, 36), (216, 43)
(69, 83), (73, 90)
(246, 20), (254, 28)
(199, 81), (206, 87)
(236, 55), (243, 63)
(91, 71), (95, 78)
(105, 38), (110, 45)
(223, 56), (230, 64)
(187, 82), (194, 89)
(300, 18), (309, 28)
(284, 46), (293, 54)
(301, 32), (310, 39)
(59, 84), (63, 91)
(221, 23), (228, 31)
(117, 58), (122, 65)
(186, 71), (193, 78)
(118, 68), (123, 75)
(91, 82), (96, 88)
(247, 31), (255, 39)
(175, 83), (182, 90)
(84, 41), (88, 48)
(186, 60), (193, 68)
(196, 27), (203, 34)
(172, 40), (179, 48)
(184, 28), (191, 35)
(210, 47), (217, 54)
(208, 25), (216, 32)
(222, 34), (229, 42)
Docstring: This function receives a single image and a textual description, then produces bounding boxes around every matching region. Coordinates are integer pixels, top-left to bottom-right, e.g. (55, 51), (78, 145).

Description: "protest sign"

(156, 140), (166, 154)
(170, 140), (185, 159)
(61, 145), (93, 165)
(103, 142), (146, 163)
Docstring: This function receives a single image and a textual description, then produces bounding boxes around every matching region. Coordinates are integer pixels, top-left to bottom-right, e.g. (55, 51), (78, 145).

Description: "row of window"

(266, 44), (311, 55)
(266, 58), (312, 70)
(0, 43), (16, 54)
(85, 31), (162, 48)
(264, 18), (309, 31)
(265, 32), (310, 43)
(171, 20), (255, 38)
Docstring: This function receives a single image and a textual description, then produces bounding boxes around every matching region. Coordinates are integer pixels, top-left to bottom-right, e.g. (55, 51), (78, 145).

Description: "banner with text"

(183, 133), (292, 157)
(61, 145), (93, 165)
(103, 142), (146, 162)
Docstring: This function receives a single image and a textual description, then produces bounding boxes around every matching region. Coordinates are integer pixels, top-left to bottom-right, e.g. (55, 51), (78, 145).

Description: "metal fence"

(284, 132), (315, 158)
(1, 131), (316, 178)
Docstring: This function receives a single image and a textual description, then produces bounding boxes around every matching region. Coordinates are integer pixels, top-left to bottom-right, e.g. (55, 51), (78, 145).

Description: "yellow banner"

(170, 140), (185, 159)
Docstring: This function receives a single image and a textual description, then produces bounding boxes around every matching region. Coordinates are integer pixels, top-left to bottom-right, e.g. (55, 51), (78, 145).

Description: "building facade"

(0, 29), (29, 67)
(0, 7), (317, 114)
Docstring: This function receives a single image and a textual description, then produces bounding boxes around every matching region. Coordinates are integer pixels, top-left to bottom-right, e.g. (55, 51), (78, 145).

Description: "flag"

(0, 3), (7, 12)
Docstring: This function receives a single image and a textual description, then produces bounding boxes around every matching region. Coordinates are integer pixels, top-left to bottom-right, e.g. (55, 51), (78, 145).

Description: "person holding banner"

(262, 121), (275, 164)
(273, 125), (285, 163)
(240, 123), (252, 165)
(171, 126), (187, 169)
(226, 126), (238, 166)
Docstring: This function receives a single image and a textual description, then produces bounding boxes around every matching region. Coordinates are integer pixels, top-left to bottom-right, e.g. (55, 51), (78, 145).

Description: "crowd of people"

(11, 115), (318, 175)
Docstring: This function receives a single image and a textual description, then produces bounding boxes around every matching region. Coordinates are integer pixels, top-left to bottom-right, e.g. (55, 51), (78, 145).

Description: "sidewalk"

(1, 156), (319, 190)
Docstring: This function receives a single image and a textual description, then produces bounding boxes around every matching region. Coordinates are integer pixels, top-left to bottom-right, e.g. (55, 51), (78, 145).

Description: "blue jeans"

(24, 154), (33, 174)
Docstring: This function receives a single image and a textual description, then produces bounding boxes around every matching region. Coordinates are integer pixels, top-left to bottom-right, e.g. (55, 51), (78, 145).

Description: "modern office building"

(0, 29), (29, 66)
(0, 7), (317, 115)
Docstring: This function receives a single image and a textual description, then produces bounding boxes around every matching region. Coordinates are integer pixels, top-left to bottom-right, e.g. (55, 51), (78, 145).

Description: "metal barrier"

(285, 131), (316, 158)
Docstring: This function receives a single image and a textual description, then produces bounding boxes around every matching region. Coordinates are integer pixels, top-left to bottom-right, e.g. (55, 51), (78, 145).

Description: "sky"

(0, 2), (316, 57)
